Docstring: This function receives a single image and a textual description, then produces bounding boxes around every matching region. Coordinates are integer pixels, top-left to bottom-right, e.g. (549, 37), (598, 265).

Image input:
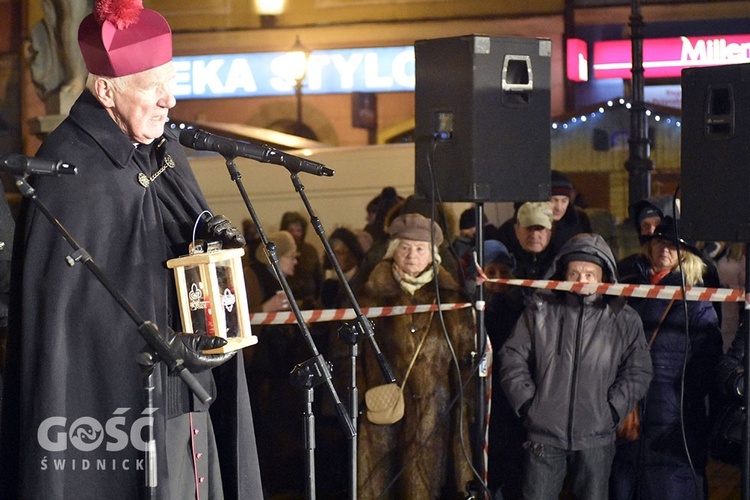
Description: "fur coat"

(356, 259), (476, 499)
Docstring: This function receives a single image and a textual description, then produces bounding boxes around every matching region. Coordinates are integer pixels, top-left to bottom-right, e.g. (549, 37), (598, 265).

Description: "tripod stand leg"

(137, 351), (159, 499)
(304, 386), (317, 500)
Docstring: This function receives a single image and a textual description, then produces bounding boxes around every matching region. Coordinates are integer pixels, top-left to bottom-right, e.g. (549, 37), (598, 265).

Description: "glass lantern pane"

(184, 265), (214, 335)
(216, 263), (240, 338)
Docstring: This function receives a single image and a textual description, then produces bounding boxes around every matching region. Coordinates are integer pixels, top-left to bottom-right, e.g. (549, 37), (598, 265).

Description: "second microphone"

(179, 128), (334, 177)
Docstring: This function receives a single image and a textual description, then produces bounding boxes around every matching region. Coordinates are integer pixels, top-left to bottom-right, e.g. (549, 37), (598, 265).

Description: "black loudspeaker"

(414, 35), (552, 202)
(681, 63), (750, 242)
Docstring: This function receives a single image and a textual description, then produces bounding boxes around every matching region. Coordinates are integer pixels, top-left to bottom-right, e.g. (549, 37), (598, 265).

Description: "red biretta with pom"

(78, 0), (172, 77)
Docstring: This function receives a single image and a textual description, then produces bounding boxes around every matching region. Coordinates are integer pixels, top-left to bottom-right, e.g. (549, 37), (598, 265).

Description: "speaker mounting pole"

(624, 0), (653, 206)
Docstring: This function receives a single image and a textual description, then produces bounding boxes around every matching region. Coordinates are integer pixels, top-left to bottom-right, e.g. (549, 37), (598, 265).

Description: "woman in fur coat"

(356, 213), (477, 499)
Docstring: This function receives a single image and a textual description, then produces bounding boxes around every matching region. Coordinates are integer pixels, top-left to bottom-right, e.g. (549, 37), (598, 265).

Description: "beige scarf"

(392, 262), (435, 295)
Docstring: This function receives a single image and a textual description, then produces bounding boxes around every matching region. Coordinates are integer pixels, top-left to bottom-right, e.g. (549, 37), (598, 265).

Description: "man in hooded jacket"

(499, 233), (653, 499)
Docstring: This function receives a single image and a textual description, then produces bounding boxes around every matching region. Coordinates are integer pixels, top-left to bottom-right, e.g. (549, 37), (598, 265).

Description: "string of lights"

(551, 98), (682, 131)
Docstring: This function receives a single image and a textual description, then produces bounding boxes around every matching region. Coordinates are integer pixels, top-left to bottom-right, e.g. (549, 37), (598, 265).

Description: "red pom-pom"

(95, 0), (144, 29)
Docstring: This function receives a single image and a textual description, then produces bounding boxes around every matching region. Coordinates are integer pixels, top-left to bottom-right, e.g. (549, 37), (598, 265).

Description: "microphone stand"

(470, 202), (488, 498)
(217, 157), (357, 499)
(287, 172), (396, 500)
(14, 177), (212, 499)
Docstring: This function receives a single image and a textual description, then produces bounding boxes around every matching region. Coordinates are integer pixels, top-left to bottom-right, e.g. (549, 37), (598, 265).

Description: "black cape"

(0, 90), (262, 499)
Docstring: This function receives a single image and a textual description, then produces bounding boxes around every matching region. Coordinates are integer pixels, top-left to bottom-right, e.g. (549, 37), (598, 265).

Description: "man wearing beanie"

(499, 233), (653, 500)
(452, 208), (480, 261)
(0, 0), (262, 498)
(451, 208), (484, 272)
(549, 170), (592, 254)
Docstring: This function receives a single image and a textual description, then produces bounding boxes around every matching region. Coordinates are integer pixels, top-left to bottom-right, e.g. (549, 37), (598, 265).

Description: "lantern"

(167, 247), (257, 353)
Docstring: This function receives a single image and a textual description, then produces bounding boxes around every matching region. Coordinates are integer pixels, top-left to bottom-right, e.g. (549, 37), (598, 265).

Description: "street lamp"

(285, 36), (310, 131)
(254, 0), (286, 28)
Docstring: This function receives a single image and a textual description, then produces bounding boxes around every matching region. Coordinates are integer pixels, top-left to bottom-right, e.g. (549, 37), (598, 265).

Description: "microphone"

(1, 154), (77, 176)
(179, 128), (334, 177)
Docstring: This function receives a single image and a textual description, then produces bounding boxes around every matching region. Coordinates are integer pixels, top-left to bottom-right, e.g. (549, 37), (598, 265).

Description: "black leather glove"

(202, 214), (246, 249)
(166, 330), (236, 372)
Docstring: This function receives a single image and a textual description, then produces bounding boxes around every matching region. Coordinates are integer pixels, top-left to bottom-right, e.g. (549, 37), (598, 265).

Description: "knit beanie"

(551, 170), (575, 198)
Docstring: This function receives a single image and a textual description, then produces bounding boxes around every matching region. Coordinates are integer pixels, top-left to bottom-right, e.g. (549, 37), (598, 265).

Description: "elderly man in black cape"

(0, 1), (263, 498)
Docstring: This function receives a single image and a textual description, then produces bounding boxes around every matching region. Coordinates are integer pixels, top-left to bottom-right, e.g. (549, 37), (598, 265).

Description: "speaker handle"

(502, 55), (534, 92)
(704, 84), (734, 138)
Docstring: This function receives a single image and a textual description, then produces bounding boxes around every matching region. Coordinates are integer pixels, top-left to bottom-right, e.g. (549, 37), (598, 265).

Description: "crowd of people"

(236, 174), (742, 500)
(0, 1), (745, 498)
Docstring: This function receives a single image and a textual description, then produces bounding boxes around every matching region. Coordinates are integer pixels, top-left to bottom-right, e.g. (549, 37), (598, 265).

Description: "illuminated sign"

(591, 34), (750, 80)
(644, 85), (682, 109)
(173, 46), (415, 99)
(566, 38), (589, 82)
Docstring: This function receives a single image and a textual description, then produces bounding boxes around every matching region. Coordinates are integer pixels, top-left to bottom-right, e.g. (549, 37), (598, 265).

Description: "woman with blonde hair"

(611, 217), (723, 500)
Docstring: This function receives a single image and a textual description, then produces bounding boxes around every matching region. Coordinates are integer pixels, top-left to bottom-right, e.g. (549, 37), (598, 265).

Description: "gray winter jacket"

(499, 233), (653, 451)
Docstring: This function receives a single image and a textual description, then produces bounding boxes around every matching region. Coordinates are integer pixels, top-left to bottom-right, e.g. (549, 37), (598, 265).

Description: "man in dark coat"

(548, 170), (592, 254)
(0, 2), (262, 498)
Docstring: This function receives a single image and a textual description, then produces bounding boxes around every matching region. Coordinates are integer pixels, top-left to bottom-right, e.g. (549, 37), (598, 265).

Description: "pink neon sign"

(591, 34), (750, 80)
(567, 38), (589, 82)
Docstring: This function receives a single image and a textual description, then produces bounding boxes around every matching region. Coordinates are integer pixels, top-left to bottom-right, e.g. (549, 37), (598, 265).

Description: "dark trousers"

(522, 441), (615, 500)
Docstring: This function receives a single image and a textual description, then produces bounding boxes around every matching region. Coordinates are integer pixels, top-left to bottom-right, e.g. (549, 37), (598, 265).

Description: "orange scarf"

(650, 269), (671, 285)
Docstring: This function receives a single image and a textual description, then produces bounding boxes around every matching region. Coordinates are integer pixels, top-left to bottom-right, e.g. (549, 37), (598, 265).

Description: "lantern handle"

(192, 209), (213, 248)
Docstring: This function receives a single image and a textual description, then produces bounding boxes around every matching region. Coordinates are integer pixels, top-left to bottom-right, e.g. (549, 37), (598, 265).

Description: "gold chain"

(136, 138), (174, 188)
(138, 154), (175, 188)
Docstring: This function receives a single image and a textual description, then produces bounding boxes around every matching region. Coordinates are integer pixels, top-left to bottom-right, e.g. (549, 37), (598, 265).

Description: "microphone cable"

(670, 186), (702, 500)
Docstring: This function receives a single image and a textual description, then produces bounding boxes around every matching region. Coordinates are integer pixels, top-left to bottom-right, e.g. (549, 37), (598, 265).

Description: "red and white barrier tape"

(483, 277), (746, 303)
(248, 278), (746, 325)
(249, 302), (471, 325)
